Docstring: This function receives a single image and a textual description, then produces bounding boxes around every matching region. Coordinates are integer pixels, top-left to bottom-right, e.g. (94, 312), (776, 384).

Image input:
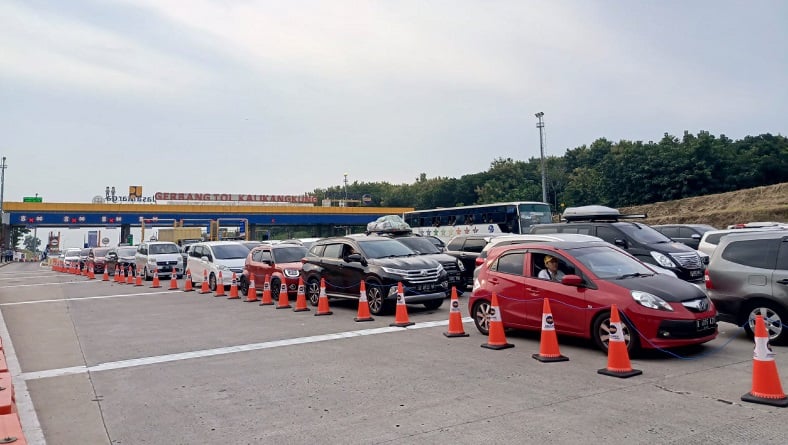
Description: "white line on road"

(20, 317), (473, 382)
(0, 280), (105, 289)
(0, 290), (182, 306)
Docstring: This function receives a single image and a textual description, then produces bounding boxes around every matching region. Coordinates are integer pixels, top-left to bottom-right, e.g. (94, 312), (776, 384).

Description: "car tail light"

(704, 269), (713, 289)
(475, 258), (484, 267)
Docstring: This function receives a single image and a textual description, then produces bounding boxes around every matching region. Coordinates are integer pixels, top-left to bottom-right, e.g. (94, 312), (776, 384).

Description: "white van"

(135, 241), (183, 280)
(186, 241), (249, 291)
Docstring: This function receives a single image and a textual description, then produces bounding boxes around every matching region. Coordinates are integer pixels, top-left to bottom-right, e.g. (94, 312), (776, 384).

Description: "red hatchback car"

(240, 244), (308, 300)
(470, 241), (718, 354)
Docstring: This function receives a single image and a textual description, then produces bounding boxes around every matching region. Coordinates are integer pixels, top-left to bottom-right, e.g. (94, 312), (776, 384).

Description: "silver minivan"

(135, 241), (183, 280)
(705, 230), (788, 344)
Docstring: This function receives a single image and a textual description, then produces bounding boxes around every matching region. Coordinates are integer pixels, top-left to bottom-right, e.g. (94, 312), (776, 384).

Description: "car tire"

(472, 299), (491, 335)
(743, 301), (788, 345)
(177, 274), (183, 279)
(423, 299), (443, 310)
(366, 279), (393, 315)
(143, 267), (152, 281)
(270, 278), (281, 302)
(591, 311), (640, 355)
(208, 273), (217, 291)
(238, 276), (249, 297)
(306, 277), (321, 306)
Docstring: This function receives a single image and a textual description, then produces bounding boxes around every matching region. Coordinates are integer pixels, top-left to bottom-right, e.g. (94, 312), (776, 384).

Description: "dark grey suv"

(301, 235), (449, 315)
(706, 230), (788, 344)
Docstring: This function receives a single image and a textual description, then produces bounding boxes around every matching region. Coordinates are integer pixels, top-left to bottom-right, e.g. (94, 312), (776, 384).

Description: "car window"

(272, 246), (307, 263)
(323, 244), (344, 259)
(260, 250), (273, 262)
(491, 252), (525, 276)
(212, 244), (251, 259)
(150, 244), (180, 255)
(660, 227), (679, 238)
(678, 227), (696, 238)
(615, 223), (672, 244)
(251, 250), (263, 262)
(462, 238), (487, 253)
(446, 238), (464, 251)
(571, 246), (654, 279)
(395, 237), (441, 254)
(357, 239), (414, 258)
(595, 226), (621, 245)
(777, 240), (788, 270)
(721, 239), (779, 269)
(117, 247), (136, 256)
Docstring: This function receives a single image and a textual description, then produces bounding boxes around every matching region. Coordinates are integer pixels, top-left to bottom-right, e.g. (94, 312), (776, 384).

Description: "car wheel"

(423, 299), (443, 310)
(591, 311), (640, 355)
(238, 276), (249, 297)
(209, 273), (217, 291)
(366, 280), (391, 315)
(177, 274), (183, 279)
(743, 302), (788, 345)
(306, 277), (321, 306)
(143, 267), (152, 281)
(271, 278), (281, 301)
(472, 299), (491, 335)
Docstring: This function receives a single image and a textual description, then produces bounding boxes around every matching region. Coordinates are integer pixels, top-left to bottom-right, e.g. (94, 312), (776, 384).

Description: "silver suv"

(135, 241), (184, 280)
(705, 230), (788, 344)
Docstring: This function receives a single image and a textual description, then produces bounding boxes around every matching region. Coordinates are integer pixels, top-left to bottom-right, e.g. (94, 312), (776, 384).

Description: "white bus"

(403, 202), (553, 242)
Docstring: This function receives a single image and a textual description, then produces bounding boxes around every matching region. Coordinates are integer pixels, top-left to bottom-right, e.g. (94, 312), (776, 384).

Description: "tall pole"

(343, 173), (348, 206)
(0, 157), (6, 249)
(535, 113), (547, 204)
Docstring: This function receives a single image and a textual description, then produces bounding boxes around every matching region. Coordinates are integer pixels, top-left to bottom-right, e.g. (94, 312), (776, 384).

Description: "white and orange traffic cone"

(741, 315), (788, 407)
(198, 270), (210, 294)
(597, 304), (641, 378)
(244, 274), (257, 302)
(354, 281), (374, 322)
(259, 275), (273, 306)
(228, 272), (240, 299)
(314, 278), (332, 316)
(481, 293), (513, 350)
(293, 278), (310, 312)
(444, 287), (468, 337)
(389, 282), (414, 327)
(214, 271), (226, 297)
(183, 269), (194, 292)
(275, 282), (291, 309)
(134, 270), (143, 287)
(532, 298), (568, 362)
(151, 268), (161, 288)
(102, 267), (109, 282)
(169, 273), (179, 290)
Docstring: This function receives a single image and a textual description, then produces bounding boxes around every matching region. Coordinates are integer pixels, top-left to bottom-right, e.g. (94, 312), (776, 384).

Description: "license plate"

(416, 284), (435, 292)
(690, 270), (703, 277)
(160, 266), (171, 272)
(696, 316), (715, 330)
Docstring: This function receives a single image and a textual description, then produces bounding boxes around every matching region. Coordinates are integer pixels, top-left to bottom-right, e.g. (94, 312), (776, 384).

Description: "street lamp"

(0, 157), (6, 249)
(535, 112), (547, 204)
(343, 173), (348, 206)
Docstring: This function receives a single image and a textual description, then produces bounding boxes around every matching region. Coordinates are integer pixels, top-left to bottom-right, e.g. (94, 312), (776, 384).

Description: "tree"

(23, 235), (41, 252)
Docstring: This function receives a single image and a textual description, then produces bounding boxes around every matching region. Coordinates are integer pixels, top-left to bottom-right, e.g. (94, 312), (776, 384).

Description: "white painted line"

(0, 301), (47, 444)
(0, 290), (182, 306)
(0, 275), (66, 281)
(21, 317), (474, 382)
(0, 280), (104, 289)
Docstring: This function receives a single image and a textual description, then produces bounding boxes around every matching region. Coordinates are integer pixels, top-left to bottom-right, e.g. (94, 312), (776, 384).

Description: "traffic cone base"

(276, 283), (292, 309)
(354, 281), (374, 322)
(598, 305), (641, 378)
(532, 298), (568, 362)
(444, 287), (468, 337)
(481, 293), (513, 349)
(740, 315), (788, 407)
(389, 282), (415, 327)
(314, 278), (332, 316)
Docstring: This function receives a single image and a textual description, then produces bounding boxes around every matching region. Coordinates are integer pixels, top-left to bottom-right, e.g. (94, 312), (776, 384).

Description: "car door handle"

(488, 277), (498, 284)
(778, 279), (788, 285)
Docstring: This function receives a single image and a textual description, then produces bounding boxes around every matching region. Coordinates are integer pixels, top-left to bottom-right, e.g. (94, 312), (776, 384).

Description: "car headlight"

(456, 260), (465, 272)
(381, 267), (408, 276)
(650, 251), (675, 268)
(148, 258), (156, 264)
(631, 290), (673, 311)
(284, 268), (300, 277)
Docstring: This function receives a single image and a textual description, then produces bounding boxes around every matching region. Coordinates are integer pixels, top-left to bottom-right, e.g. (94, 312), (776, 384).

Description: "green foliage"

(311, 131), (787, 211)
(23, 235), (41, 252)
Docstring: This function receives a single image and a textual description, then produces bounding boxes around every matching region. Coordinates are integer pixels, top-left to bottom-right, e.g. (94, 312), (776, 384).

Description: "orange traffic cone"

(598, 304), (641, 378)
(198, 270), (211, 294)
(481, 293), (513, 350)
(102, 267), (109, 282)
(183, 269), (194, 292)
(259, 275), (273, 306)
(228, 273), (240, 299)
(354, 281), (374, 322)
(151, 268), (161, 288)
(168, 273), (179, 290)
(741, 315), (788, 407)
(134, 270), (143, 287)
(126, 268), (133, 285)
(532, 298), (568, 362)
(293, 278), (310, 312)
(114, 266), (121, 282)
(314, 278), (332, 316)
(390, 282), (415, 327)
(88, 264), (95, 280)
(244, 274), (257, 302)
(443, 287), (468, 337)
(275, 282), (291, 309)
(214, 271), (226, 297)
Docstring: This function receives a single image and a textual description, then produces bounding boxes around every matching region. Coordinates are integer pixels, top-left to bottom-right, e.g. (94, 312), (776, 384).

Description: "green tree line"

(314, 131), (788, 211)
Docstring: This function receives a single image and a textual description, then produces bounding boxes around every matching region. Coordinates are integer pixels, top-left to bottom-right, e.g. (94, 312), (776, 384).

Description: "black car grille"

(157, 260), (179, 266)
(403, 267), (442, 284)
(657, 319), (717, 339)
(671, 252), (702, 269)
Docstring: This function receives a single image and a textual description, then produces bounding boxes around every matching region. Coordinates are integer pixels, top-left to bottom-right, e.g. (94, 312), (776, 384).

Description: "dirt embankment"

(618, 182), (788, 228)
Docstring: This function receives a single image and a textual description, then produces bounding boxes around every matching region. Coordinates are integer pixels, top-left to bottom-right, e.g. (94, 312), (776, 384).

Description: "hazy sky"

(1, 0), (786, 204)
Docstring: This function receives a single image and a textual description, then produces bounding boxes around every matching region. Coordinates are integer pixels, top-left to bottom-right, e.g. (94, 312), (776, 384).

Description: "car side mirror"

(691, 234), (701, 240)
(614, 239), (628, 249)
(262, 259), (273, 265)
(201, 255), (210, 262)
(561, 275), (584, 287)
(345, 253), (363, 263)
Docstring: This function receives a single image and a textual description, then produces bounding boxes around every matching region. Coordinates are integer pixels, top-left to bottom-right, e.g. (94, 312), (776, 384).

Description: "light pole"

(343, 173), (348, 206)
(0, 157), (6, 249)
(535, 112), (547, 204)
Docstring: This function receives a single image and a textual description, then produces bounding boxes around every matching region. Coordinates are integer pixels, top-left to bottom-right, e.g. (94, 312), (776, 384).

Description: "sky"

(1, 0), (787, 206)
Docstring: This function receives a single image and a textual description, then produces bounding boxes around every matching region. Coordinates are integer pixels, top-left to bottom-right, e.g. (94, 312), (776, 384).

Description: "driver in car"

(539, 255), (565, 282)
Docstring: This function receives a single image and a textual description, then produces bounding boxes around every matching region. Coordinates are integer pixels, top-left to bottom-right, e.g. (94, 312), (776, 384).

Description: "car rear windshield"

(93, 248), (110, 256)
(273, 246), (308, 263)
(571, 246), (655, 279)
(149, 244), (180, 254)
(615, 223), (672, 244)
(357, 239), (415, 258)
(212, 244), (251, 259)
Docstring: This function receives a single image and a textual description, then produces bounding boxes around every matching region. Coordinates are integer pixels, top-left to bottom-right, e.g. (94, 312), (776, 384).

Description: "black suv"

(444, 234), (503, 289)
(301, 235), (449, 315)
(530, 206), (705, 283)
(652, 224), (717, 250)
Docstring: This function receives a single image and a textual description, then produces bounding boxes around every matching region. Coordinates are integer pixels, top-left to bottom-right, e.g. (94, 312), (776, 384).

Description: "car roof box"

(562, 205), (646, 222)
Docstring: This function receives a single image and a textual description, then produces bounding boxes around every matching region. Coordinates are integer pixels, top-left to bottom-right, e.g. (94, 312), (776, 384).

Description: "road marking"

(0, 280), (104, 289)
(0, 290), (182, 306)
(0, 275), (68, 281)
(20, 317), (474, 382)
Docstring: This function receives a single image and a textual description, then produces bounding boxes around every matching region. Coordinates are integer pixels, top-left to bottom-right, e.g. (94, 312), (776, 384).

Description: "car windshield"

(357, 239), (415, 258)
(65, 249), (81, 257)
(212, 244), (251, 259)
(117, 247), (137, 256)
(616, 223), (673, 244)
(394, 237), (441, 254)
(93, 248), (110, 256)
(272, 246), (308, 263)
(571, 246), (655, 279)
(149, 244), (180, 254)
(241, 241), (263, 250)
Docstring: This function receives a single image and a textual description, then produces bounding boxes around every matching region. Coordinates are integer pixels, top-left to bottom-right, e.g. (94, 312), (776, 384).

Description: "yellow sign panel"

(129, 185), (143, 198)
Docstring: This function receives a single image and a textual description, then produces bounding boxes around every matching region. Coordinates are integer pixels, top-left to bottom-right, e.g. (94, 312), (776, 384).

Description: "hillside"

(618, 182), (788, 228)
